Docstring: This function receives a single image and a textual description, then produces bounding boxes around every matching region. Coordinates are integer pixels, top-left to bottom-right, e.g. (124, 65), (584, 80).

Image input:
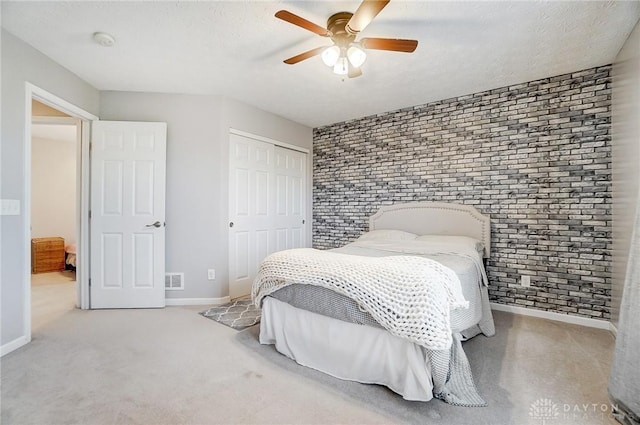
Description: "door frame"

(23, 83), (98, 341)
(229, 128), (310, 156)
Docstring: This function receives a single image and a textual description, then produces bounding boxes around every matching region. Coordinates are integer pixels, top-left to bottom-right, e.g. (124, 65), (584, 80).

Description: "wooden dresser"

(31, 237), (65, 273)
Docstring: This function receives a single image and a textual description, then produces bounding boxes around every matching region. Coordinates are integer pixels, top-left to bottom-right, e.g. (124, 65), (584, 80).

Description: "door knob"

(146, 221), (161, 228)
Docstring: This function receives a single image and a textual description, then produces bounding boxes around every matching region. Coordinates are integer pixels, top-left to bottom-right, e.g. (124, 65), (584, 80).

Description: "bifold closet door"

(274, 146), (306, 252)
(228, 133), (306, 299)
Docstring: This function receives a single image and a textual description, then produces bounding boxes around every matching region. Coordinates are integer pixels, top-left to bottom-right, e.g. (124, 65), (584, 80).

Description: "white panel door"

(229, 134), (276, 299)
(90, 121), (167, 308)
(228, 133), (307, 299)
(274, 146), (306, 251)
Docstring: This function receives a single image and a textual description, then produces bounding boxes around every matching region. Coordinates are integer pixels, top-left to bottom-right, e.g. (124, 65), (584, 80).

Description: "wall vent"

(165, 273), (184, 290)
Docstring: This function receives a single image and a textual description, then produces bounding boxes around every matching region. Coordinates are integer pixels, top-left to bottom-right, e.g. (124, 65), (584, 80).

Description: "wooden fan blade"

(346, 0), (390, 34)
(348, 67), (363, 78)
(275, 10), (330, 37)
(283, 46), (326, 64)
(360, 37), (418, 52)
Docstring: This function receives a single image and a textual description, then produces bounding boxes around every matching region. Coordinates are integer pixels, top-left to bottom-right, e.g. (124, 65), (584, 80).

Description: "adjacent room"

(30, 100), (80, 331)
(1, 1), (640, 425)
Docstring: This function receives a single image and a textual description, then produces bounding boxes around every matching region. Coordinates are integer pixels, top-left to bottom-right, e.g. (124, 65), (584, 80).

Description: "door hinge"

(89, 210), (92, 219)
(89, 278), (92, 287)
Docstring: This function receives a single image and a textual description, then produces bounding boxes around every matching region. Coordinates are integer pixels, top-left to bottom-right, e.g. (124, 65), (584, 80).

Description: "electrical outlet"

(207, 269), (216, 280)
(521, 275), (531, 287)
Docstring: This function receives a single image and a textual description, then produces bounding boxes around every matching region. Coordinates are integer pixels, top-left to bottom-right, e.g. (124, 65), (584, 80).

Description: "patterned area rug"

(200, 298), (261, 330)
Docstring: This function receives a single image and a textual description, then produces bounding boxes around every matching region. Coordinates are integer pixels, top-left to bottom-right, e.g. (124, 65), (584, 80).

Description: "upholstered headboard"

(369, 202), (491, 258)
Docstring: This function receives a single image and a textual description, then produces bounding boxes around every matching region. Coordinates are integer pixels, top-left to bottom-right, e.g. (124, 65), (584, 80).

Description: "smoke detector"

(93, 32), (115, 47)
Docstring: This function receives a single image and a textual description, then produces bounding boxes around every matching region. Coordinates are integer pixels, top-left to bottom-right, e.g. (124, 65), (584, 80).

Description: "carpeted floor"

(1, 305), (616, 425)
(234, 316), (617, 425)
(31, 271), (76, 331)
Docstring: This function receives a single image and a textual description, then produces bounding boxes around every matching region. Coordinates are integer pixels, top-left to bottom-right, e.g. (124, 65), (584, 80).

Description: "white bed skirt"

(260, 297), (435, 401)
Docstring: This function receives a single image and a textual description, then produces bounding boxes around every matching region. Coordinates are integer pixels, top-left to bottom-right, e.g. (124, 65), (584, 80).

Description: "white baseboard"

(490, 302), (611, 330)
(165, 296), (230, 306)
(1, 335), (30, 357)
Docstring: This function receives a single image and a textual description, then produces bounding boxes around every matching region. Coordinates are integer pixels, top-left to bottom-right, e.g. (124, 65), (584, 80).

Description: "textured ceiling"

(3, 1), (640, 127)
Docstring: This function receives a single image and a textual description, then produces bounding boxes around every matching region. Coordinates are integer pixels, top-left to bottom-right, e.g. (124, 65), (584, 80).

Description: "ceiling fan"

(275, 0), (418, 78)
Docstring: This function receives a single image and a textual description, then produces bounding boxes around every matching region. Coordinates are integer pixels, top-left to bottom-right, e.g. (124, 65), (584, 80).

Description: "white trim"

(1, 336), (30, 357)
(229, 128), (310, 154)
(22, 83), (97, 353)
(609, 322), (618, 336)
(22, 86), (34, 353)
(29, 84), (98, 121)
(77, 121), (91, 310)
(165, 297), (231, 306)
(490, 303), (611, 330)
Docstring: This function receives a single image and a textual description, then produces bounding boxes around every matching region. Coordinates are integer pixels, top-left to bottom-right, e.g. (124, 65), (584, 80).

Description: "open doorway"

(30, 100), (80, 331)
(16, 83), (97, 349)
(22, 84), (97, 345)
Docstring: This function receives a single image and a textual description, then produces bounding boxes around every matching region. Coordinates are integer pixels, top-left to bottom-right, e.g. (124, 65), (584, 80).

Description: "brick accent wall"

(313, 65), (612, 319)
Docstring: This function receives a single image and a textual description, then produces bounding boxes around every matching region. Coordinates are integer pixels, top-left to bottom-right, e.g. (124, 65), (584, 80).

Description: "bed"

(252, 202), (495, 406)
(65, 243), (77, 271)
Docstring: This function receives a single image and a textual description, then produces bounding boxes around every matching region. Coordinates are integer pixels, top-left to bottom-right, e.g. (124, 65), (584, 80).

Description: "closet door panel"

(229, 133), (307, 299)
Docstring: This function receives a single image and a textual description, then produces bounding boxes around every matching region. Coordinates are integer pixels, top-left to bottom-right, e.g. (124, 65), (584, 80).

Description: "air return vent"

(165, 273), (184, 290)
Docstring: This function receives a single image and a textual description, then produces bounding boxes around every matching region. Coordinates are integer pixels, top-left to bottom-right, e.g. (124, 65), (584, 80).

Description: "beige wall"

(32, 99), (70, 117)
(612, 19), (640, 328)
(31, 133), (77, 245)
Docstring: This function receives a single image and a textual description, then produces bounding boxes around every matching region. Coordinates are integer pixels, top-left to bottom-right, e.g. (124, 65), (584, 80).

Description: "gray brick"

(312, 65), (612, 320)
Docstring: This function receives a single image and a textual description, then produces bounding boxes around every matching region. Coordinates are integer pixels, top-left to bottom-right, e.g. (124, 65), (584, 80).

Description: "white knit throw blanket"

(252, 248), (469, 350)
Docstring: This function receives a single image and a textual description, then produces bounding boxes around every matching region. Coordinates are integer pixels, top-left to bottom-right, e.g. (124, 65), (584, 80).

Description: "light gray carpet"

(234, 319), (615, 425)
(1, 306), (617, 425)
(200, 298), (260, 330)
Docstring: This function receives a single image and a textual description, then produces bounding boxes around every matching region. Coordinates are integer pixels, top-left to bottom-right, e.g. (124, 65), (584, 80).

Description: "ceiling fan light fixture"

(333, 57), (349, 75)
(276, 2), (418, 78)
(321, 46), (341, 67)
(347, 45), (367, 68)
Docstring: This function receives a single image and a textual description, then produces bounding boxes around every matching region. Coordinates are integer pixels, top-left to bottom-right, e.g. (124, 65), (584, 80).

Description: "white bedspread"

(338, 239), (489, 286)
(253, 248), (468, 350)
(255, 240), (494, 406)
(260, 297), (435, 401)
(333, 239), (495, 336)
